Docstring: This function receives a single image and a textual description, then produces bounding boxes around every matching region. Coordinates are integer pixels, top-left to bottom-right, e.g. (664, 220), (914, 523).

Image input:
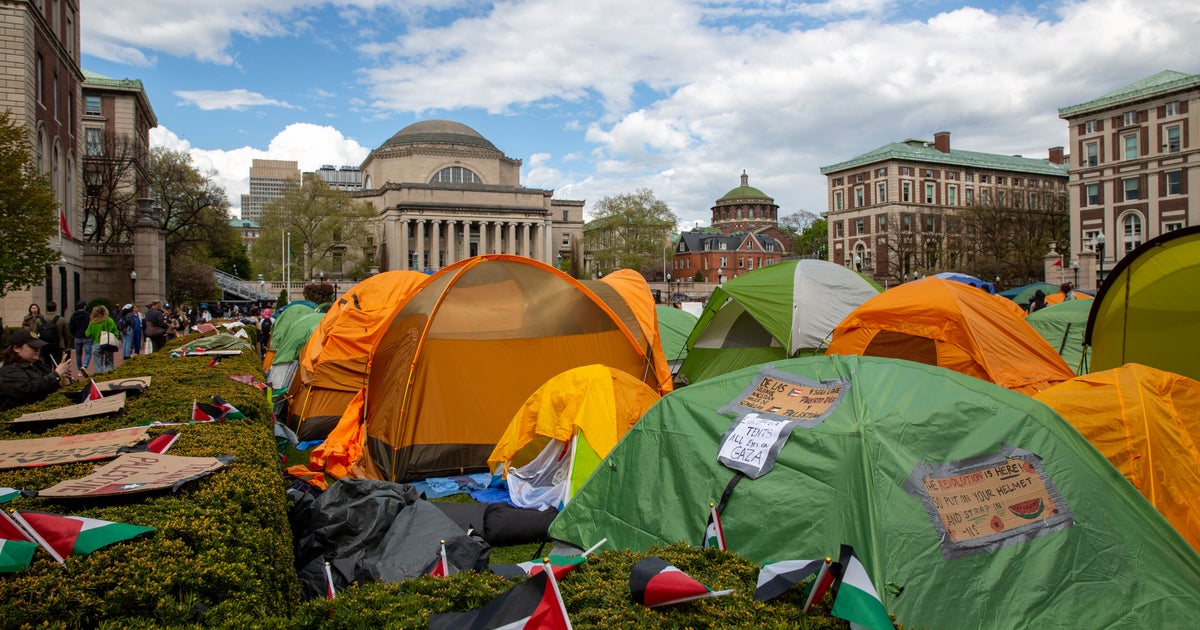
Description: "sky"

(80, 0), (1200, 228)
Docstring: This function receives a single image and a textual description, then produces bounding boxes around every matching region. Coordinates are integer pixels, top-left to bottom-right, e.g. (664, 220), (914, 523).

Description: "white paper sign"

(717, 412), (796, 479)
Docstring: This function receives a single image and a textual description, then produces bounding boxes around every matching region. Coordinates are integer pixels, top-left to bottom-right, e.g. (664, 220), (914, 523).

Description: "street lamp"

(666, 272), (672, 304)
(333, 279), (339, 300)
(129, 270), (137, 303)
(1071, 261), (1078, 287)
(1094, 231), (1106, 287)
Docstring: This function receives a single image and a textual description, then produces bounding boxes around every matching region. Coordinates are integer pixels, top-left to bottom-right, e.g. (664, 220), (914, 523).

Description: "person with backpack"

(257, 310), (273, 358)
(37, 301), (70, 364)
(122, 304), (142, 359)
(145, 300), (168, 352)
(68, 300), (92, 377)
(86, 305), (120, 374)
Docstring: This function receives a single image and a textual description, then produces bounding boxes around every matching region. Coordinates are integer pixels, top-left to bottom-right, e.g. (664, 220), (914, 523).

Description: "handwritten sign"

(37, 452), (232, 498)
(0, 426), (149, 470)
(905, 445), (1074, 559)
(717, 412), (796, 478)
(718, 366), (848, 427)
(6, 392), (126, 426)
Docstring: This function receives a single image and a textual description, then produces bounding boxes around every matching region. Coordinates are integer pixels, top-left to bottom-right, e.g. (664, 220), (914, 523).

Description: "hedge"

(0, 336), (890, 629)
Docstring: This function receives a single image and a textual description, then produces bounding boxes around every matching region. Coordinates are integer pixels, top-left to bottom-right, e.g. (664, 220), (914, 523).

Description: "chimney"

(1048, 146), (1065, 165)
(933, 131), (951, 153)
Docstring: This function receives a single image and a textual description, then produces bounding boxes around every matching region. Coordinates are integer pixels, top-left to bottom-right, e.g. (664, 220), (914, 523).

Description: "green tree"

(959, 191), (1070, 287)
(0, 110), (59, 298)
(167, 255), (219, 306)
(583, 188), (677, 277)
(794, 217), (828, 259)
(147, 146), (237, 263)
(252, 178), (376, 280)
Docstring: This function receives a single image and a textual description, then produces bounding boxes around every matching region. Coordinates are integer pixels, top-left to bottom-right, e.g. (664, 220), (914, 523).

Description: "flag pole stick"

(542, 557), (573, 630)
(439, 539), (450, 576)
(581, 538), (607, 558)
(10, 511), (66, 564)
(803, 557), (832, 613)
(324, 561), (336, 600)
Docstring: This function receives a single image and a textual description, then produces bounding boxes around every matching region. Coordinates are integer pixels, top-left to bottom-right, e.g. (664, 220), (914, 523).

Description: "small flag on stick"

(630, 557), (734, 608)
(85, 380), (104, 401)
(12, 510), (154, 563)
(755, 558), (825, 601)
(703, 502), (726, 550)
(426, 539), (451, 577)
(830, 544), (894, 630)
(212, 395), (246, 420)
(0, 511), (37, 573)
(191, 399), (224, 423)
(803, 557), (835, 612)
(429, 567), (573, 629)
(491, 538), (603, 580)
(324, 561), (337, 600)
(0, 487), (20, 504)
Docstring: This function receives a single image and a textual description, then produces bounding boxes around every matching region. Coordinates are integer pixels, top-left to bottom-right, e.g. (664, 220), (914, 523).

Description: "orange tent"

(1044, 291), (1093, 307)
(285, 270), (429, 441)
(345, 256), (662, 482)
(589, 269), (673, 394)
(826, 277), (1073, 395)
(1035, 364), (1200, 551)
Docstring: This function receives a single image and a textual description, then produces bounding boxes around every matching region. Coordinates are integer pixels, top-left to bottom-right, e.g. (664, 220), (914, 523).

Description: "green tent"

(678, 260), (879, 384)
(1086, 225), (1200, 382)
(1000, 281), (1059, 307)
(1026, 299), (1091, 374)
(264, 306), (324, 390)
(655, 305), (697, 369)
(551, 355), (1200, 628)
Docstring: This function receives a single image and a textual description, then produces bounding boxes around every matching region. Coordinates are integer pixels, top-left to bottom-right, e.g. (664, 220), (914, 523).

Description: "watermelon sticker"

(904, 445), (1074, 560)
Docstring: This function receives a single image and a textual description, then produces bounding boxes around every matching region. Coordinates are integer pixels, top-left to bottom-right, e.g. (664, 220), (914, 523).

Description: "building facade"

(1058, 70), (1199, 288)
(308, 164), (362, 192)
(709, 171), (793, 252)
(357, 120), (579, 272)
(230, 218), (261, 250)
(672, 229), (785, 285)
(240, 159), (299, 223)
(820, 132), (1069, 287)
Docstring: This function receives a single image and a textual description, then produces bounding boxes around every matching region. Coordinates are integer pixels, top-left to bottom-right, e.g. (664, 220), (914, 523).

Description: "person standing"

(68, 300), (92, 376)
(122, 304), (142, 359)
(145, 300), (168, 352)
(86, 305), (120, 374)
(1028, 290), (1048, 314)
(0, 330), (74, 411)
(37, 301), (70, 364)
(21, 304), (44, 334)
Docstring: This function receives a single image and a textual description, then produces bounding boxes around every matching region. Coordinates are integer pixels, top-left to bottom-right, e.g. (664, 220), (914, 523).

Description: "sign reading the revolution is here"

(904, 445), (1075, 560)
(0, 427), (149, 470)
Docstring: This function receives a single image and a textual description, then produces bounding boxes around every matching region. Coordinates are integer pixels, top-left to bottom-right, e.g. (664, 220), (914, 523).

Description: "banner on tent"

(717, 413), (796, 479)
(905, 444), (1075, 560)
(718, 366), (849, 426)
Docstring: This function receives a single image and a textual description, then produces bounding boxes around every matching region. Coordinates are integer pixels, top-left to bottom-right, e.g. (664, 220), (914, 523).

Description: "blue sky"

(80, 0), (1200, 227)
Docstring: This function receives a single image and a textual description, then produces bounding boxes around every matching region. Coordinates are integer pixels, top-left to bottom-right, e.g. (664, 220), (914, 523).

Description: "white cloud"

(175, 89), (297, 111)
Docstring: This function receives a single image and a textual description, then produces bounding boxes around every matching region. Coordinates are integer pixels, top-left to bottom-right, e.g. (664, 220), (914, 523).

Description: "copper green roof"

(1059, 70), (1200, 118)
(819, 138), (1068, 177)
(82, 69), (146, 91)
(717, 171), (774, 203)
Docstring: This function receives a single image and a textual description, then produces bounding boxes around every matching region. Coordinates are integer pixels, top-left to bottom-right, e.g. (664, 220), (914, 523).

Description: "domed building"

(711, 171), (780, 233)
(358, 120), (582, 272)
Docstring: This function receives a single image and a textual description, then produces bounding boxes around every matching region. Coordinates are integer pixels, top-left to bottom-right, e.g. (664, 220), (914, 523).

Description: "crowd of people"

(1, 298), (276, 412)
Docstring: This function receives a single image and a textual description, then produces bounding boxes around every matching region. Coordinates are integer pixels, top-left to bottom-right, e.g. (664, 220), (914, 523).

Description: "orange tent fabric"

(286, 271), (429, 441)
(595, 269), (673, 395)
(1044, 291), (1093, 306)
(1035, 364), (1200, 552)
(353, 256), (659, 482)
(308, 386), (367, 481)
(826, 277), (1073, 395)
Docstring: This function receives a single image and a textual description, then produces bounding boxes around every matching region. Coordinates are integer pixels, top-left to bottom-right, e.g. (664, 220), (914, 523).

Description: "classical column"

(493, 222), (503, 255)
(415, 219), (426, 270)
(446, 219), (456, 265)
(430, 218), (441, 270)
(521, 222), (531, 258)
(399, 218), (410, 271)
(506, 222), (517, 256)
(462, 219), (472, 259)
(478, 220), (488, 256)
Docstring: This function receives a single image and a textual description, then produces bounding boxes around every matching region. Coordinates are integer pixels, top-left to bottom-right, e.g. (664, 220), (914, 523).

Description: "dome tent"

(678, 259), (880, 385)
(1025, 298), (1092, 374)
(550, 355), (1200, 629)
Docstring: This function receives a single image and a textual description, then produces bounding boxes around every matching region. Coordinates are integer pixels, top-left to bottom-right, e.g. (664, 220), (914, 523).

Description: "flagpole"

(10, 511), (66, 564)
(803, 557), (832, 612)
(324, 561), (337, 600)
(542, 557), (573, 630)
(581, 538), (607, 557)
(439, 539), (450, 576)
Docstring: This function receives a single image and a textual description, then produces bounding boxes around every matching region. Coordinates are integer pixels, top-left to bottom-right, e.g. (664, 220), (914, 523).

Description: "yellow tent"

(487, 364), (660, 509)
(1035, 363), (1200, 551)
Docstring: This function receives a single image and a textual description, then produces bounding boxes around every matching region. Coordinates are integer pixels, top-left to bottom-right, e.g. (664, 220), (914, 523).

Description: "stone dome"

(378, 119), (499, 152)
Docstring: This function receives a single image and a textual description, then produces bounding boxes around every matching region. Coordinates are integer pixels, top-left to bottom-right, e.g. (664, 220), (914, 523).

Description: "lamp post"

(129, 270), (137, 304)
(1071, 261), (1078, 287)
(1094, 231), (1106, 287)
(333, 279), (339, 300)
(665, 272), (672, 304)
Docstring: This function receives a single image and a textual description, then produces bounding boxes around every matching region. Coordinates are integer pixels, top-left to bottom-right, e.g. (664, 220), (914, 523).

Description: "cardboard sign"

(718, 366), (848, 427)
(36, 452), (232, 498)
(717, 412), (797, 479)
(905, 445), (1074, 560)
(5, 392), (127, 426)
(0, 426), (149, 469)
(93, 376), (152, 393)
(184, 350), (243, 356)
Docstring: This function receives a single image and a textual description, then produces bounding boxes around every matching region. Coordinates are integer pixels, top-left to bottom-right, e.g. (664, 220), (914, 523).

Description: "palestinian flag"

(0, 487), (20, 504)
(703, 503), (726, 551)
(803, 557), (836, 612)
(755, 558), (824, 601)
(147, 431), (179, 454)
(492, 554), (587, 580)
(831, 545), (894, 630)
(85, 380), (104, 401)
(428, 569), (572, 630)
(425, 539), (452, 577)
(212, 395), (246, 420)
(324, 561), (337, 600)
(12, 510), (154, 563)
(192, 400), (225, 423)
(630, 556), (735, 608)
(0, 511), (37, 573)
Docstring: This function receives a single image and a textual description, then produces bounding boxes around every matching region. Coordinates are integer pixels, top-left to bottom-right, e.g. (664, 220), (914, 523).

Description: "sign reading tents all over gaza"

(35, 452), (232, 498)
(0, 427), (149, 470)
(5, 392), (126, 427)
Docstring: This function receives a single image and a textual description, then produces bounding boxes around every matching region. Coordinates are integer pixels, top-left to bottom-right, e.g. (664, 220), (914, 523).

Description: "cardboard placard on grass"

(5, 392), (127, 427)
(93, 376), (152, 393)
(0, 426), (150, 470)
(36, 452), (232, 498)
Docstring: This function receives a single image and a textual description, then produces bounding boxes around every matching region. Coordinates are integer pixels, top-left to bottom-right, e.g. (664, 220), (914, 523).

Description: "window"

(719, 256), (728, 268)
(980, 174), (990, 184)
(1123, 111), (1138, 126)
(1123, 133), (1138, 160)
(1012, 178), (1021, 186)
(1086, 183), (1100, 206)
(924, 215), (935, 232)
(965, 188), (974, 204)
(738, 257), (744, 268)
(947, 185), (957, 206)
(1165, 221), (1184, 232)
(854, 186), (864, 208)
(876, 182), (886, 204)
(561, 210), (568, 221)
(878, 215), (887, 229)
(855, 219), (864, 234)
(1085, 141), (1099, 167)
(996, 176), (1005, 185)
(965, 172), (974, 182)
(1123, 177), (1140, 201)
(1085, 120), (1098, 134)
(85, 95), (100, 115)
(902, 215), (912, 232)
(1122, 213), (1143, 252)
(53, 73), (58, 120)
(946, 171), (957, 181)
(1166, 171), (1182, 195)
(833, 177), (843, 186)
(876, 168), (887, 177)
(36, 54), (43, 104)
(901, 182), (912, 203)
(900, 167), (912, 176)
(998, 190), (1006, 205)
(84, 128), (103, 156)
(834, 222), (844, 237)
(855, 173), (863, 183)
(834, 191), (843, 211)
(924, 183), (934, 204)
(430, 166), (480, 184)
(981, 189), (991, 204)
(1165, 125), (1182, 153)
(1165, 102), (1180, 117)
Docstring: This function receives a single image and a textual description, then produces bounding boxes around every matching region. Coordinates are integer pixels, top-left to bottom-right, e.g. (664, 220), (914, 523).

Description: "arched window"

(36, 129), (45, 172)
(1121, 212), (1143, 253)
(430, 166), (480, 184)
(854, 242), (868, 271)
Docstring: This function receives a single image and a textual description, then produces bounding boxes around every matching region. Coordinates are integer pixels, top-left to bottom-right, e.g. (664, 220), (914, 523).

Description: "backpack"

(38, 315), (61, 347)
(117, 311), (129, 331)
(259, 317), (273, 336)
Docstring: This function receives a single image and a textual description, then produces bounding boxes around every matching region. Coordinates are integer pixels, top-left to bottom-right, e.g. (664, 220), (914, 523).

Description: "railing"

(213, 268), (273, 301)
